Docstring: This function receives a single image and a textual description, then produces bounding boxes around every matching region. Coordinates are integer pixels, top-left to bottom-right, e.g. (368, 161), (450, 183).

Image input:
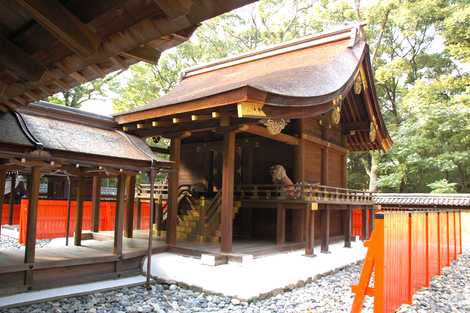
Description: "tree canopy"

(59, 0), (470, 193)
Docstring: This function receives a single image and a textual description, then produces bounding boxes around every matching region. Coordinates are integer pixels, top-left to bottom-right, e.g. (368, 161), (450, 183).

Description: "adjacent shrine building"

(114, 25), (392, 255)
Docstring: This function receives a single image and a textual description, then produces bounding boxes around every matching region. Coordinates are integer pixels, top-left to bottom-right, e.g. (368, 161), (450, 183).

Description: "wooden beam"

(121, 46), (161, 65)
(167, 137), (181, 245)
(24, 166), (41, 263)
(221, 131), (236, 253)
(114, 174), (127, 255)
(320, 206), (330, 253)
(305, 207), (315, 256)
(74, 176), (85, 246)
(91, 176), (101, 233)
(125, 175), (136, 238)
(153, 0), (192, 18)
(276, 203), (286, 247)
(344, 205), (352, 248)
(0, 170), (6, 236)
(243, 124), (299, 146)
(0, 33), (46, 81)
(302, 133), (348, 154)
(15, 0), (100, 57)
(8, 173), (16, 225)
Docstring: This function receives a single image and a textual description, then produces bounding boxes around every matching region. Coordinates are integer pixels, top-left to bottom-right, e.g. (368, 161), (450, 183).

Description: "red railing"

(351, 209), (463, 313)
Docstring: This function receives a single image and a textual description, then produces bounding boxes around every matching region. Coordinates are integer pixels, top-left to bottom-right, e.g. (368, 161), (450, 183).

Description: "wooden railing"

(136, 183), (168, 199)
(234, 182), (374, 204)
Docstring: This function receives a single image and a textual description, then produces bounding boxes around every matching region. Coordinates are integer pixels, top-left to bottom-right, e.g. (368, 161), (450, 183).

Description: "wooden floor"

(0, 231), (305, 295)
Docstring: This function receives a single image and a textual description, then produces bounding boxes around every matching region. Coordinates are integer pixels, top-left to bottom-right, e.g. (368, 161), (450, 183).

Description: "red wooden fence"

(1, 204), (20, 225)
(352, 209), (463, 313)
(18, 199), (156, 244)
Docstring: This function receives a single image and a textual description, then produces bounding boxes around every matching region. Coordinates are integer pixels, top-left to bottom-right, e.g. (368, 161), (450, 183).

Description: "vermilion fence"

(351, 209), (463, 313)
(17, 199), (159, 244)
(1, 204), (20, 225)
(352, 208), (363, 237)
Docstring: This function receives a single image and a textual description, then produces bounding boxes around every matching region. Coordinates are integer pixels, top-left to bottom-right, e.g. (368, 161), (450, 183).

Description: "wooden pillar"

(0, 170), (7, 235)
(305, 206), (315, 256)
(125, 175), (136, 238)
(136, 198), (142, 229)
(157, 194), (163, 231)
(8, 173), (16, 225)
(293, 137), (306, 241)
(276, 203), (286, 247)
(320, 205), (330, 253)
(344, 205), (352, 248)
(167, 137), (181, 245)
(91, 176), (101, 232)
(369, 206), (375, 234)
(74, 176), (85, 246)
(24, 166), (41, 264)
(361, 205), (369, 240)
(114, 174), (127, 255)
(221, 131), (235, 253)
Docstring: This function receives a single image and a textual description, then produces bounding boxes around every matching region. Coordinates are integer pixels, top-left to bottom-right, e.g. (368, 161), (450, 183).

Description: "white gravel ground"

(0, 236), (50, 250)
(1, 248), (468, 313)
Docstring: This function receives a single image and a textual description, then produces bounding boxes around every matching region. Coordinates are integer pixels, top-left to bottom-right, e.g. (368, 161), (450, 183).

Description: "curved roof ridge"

(181, 23), (365, 79)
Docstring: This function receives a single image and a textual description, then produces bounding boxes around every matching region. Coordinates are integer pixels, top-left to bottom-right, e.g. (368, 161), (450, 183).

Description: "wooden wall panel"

(250, 140), (295, 184)
(328, 150), (344, 187)
(303, 141), (322, 183)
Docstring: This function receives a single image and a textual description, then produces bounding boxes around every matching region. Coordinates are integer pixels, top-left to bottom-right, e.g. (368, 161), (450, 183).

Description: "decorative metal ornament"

(330, 106), (341, 125)
(369, 122), (377, 142)
(261, 118), (287, 135)
(354, 75), (362, 95)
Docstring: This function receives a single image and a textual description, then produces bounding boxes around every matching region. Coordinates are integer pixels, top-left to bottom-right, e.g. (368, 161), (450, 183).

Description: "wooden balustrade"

(234, 182), (374, 205)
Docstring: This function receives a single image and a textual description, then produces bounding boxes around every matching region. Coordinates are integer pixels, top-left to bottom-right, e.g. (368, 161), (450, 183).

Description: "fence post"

(459, 210), (462, 255)
(407, 211), (413, 304)
(373, 211), (385, 313)
(446, 211), (450, 267)
(453, 211), (457, 260)
(437, 211), (441, 273)
(425, 211), (429, 287)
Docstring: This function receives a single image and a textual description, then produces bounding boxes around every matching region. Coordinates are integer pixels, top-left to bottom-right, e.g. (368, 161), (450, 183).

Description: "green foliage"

(427, 179), (457, 193)
(107, 0), (469, 193)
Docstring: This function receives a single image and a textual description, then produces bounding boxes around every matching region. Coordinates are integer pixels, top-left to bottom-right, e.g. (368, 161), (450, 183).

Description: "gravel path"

(0, 236), (51, 250)
(1, 249), (468, 313)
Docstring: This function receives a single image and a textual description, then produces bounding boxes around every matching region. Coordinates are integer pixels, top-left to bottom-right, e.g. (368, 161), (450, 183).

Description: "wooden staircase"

(171, 191), (241, 243)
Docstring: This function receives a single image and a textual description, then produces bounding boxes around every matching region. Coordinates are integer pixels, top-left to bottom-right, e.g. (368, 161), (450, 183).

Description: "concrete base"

(143, 240), (367, 300)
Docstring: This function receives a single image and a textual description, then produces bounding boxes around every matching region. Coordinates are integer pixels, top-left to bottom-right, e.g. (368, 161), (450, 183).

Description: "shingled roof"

(374, 193), (470, 209)
(115, 25), (392, 151)
(0, 101), (168, 170)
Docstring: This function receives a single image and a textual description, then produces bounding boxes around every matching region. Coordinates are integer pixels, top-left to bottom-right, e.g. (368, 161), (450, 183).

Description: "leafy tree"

(49, 71), (122, 108)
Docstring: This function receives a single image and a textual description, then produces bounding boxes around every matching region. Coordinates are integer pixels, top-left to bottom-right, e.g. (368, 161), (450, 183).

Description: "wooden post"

(136, 198), (142, 229)
(167, 137), (181, 245)
(114, 174), (127, 255)
(344, 205), (352, 248)
(368, 206), (375, 234)
(74, 176), (85, 246)
(157, 194), (163, 231)
(91, 176), (101, 232)
(293, 136), (306, 242)
(0, 170), (7, 235)
(221, 131), (235, 253)
(24, 166), (41, 264)
(8, 173), (16, 225)
(437, 211), (441, 273)
(125, 175), (136, 238)
(276, 203), (286, 247)
(320, 205), (330, 253)
(407, 212), (413, 304)
(305, 206), (315, 256)
(361, 205), (369, 240)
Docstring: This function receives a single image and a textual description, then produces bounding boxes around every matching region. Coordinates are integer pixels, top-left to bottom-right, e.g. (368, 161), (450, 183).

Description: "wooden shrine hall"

(0, 101), (171, 294)
(115, 25), (393, 256)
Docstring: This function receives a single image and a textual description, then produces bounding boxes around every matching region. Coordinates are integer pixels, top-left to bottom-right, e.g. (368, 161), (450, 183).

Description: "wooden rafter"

(0, 33), (46, 82)
(154, 0), (192, 18)
(121, 46), (161, 65)
(15, 0), (100, 57)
